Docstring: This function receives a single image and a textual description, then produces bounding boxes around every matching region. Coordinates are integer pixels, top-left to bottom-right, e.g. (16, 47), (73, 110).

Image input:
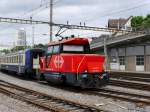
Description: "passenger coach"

(0, 48), (44, 78)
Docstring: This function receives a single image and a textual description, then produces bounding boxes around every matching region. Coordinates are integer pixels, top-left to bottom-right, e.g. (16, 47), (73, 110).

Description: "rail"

(0, 80), (105, 112)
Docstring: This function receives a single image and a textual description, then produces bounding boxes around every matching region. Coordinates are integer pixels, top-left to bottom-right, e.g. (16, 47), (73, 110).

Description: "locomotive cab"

(40, 38), (109, 88)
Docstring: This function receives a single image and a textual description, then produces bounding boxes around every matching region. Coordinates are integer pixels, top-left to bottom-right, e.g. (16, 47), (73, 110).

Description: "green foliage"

(11, 46), (31, 52)
(131, 16), (144, 27)
(33, 44), (45, 48)
(131, 14), (150, 29)
(0, 49), (10, 54)
(0, 44), (45, 54)
(11, 46), (25, 52)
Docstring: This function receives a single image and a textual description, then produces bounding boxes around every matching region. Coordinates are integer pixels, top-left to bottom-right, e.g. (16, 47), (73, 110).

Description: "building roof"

(91, 35), (109, 44)
(108, 16), (132, 29)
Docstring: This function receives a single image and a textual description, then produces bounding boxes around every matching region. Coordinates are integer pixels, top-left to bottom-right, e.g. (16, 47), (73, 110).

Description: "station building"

(91, 30), (150, 73)
(91, 16), (150, 73)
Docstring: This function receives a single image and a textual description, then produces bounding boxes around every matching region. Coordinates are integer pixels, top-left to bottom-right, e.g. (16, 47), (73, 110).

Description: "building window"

(110, 56), (117, 63)
(119, 56), (125, 65)
(136, 55), (144, 65)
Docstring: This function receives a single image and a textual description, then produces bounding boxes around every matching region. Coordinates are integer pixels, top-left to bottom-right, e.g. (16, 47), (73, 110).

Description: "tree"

(33, 44), (45, 49)
(131, 16), (144, 28)
(11, 46), (31, 52)
(0, 49), (10, 54)
(143, 14), (150, 28)
(131, 14), (150, 29)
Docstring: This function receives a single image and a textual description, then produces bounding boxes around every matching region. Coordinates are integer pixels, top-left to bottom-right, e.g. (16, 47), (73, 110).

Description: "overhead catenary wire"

(0, 0), (59, 33)
(0, 0), (61, 46)
(0, 0), (150, 45)
(85, 0), (150, 23)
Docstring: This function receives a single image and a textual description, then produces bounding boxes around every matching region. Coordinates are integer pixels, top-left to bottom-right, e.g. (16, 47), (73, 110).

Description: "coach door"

(33, 54), (40, 69)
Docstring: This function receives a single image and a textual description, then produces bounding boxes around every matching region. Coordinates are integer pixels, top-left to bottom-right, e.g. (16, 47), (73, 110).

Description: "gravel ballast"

(0, 93), (50, 112)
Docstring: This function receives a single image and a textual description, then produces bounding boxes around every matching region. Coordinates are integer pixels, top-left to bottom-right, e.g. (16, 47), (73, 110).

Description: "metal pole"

(32, 25), (35, 48)
(104, 36), (108, 70)
(50, 0), (53, 42)
(30, 16), (34, 48)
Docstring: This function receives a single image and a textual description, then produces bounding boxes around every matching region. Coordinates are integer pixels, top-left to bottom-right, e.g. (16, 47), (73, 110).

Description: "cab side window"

(53, 45), (60, 54)
(47, 45), (60, 55)
(47, 46), (53, 54)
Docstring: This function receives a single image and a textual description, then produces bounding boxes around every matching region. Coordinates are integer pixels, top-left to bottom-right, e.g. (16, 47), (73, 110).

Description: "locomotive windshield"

(46, 44), (90, 54)
(62, 44), (90, 53)
(63, 45), (84, 52)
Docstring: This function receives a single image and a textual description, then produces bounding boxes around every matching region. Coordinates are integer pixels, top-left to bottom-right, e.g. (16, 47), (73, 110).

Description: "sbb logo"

(54, 56), (64, 68)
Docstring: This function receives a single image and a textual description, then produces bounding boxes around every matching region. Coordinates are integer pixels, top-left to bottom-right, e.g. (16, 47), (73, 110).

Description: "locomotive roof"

(48, 38), (89, 46)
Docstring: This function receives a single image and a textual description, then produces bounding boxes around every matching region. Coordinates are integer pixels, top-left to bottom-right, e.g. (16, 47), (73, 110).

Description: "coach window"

(11, 57), (12, 63)
(14, 56), (16, 63)
(11, 57), (13, 63)
(20, 55), (22, 63)
(18, 56), (20, 63)
(21, 55), (23, 63)
(10, 57), (11, 63)
(6, 57), (8, 63)
(20, 56), (22, 63)
(16, 56), (17, 63)
(16, 56), (18, 63)
(13, 56), (15, 63)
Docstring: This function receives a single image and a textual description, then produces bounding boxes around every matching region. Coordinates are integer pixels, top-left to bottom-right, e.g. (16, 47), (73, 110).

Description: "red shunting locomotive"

(39, 37), (109, 88)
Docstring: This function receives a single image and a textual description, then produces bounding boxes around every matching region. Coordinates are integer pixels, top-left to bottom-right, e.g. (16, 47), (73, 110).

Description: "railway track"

(110, 72), (150, 82)
(89, 88), (150, 105)
(109, 79), (150, 91)
(37, 80), (150, 106)
(0, 80), (105, 112)
(38, 81), (150, 106)
(0, 72), (150, 111)
(111, 76), (150, 82)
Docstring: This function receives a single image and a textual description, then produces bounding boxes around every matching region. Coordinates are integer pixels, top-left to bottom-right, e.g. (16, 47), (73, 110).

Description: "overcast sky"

(0, 0), (150, 48)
